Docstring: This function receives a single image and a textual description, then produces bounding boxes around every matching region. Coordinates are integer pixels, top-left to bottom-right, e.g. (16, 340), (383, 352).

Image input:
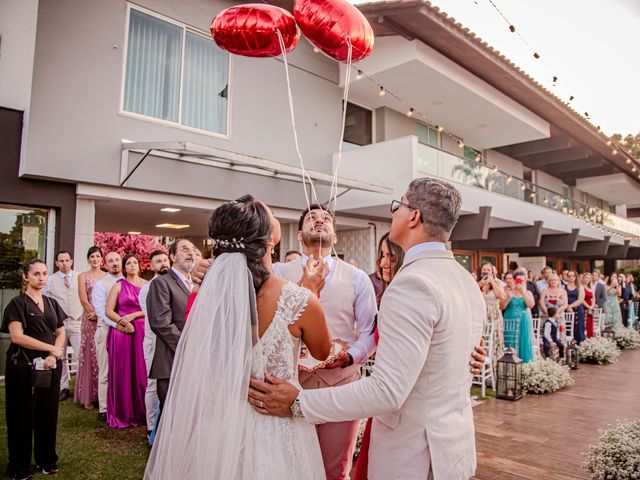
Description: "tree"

(611, 132), (640, 160)
(93, 232), (166, 272)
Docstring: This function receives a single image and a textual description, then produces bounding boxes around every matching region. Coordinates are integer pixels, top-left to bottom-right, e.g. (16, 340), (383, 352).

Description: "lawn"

(0, 380), (149, 479)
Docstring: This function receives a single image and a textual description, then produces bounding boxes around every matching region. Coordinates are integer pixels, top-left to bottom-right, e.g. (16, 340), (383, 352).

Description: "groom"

(249, 178), (486, 479)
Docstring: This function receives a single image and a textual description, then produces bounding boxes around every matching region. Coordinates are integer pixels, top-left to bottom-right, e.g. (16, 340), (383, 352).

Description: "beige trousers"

(94, 325), (109, 414)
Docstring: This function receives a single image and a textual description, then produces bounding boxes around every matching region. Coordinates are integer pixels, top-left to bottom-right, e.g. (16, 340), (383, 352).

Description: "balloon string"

(329, 38), (353, 213)
(276, 30), (322, 214)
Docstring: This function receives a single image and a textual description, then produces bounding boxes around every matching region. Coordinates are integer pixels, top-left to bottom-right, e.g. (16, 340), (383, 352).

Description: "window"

(343, 102), (372, 146)
(416, 123), (439, 147)
(123, 7), (229, 135)
(463, 146), (482, 162)
(0, 205), (49, 311)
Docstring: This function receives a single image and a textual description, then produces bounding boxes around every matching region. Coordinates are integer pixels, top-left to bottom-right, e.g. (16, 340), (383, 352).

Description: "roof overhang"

(120, 141), (392, 195)
(576, 173), (640, 206)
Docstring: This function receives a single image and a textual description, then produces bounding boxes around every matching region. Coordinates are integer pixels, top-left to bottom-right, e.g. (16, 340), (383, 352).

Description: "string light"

(520, 182), (526, 190)
(569, 96), (574, 102)
(506, 175), (512, 183)
(356, 70), (363, 80)
(378, 86), (385, 96)
(407, 107), (414, 117)
(612, 149), (618, 156)
(627, 159), (632, 164)
(437, 125), (444, 132)
(458, 140), (465, 148)
(607, 140), (612, 146)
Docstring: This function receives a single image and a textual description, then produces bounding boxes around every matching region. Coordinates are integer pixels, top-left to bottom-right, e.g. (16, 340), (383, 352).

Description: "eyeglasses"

(390, 199), (418, 214)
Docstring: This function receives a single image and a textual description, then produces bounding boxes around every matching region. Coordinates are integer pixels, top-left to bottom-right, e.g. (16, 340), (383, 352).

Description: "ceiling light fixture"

(128, 231), (141, 235)
(161, 207), (181, 213)
(156, 223), (190, 229)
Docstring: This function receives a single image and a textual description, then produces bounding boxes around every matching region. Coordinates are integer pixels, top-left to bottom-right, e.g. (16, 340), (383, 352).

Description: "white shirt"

(92, 273), (123, 328)
(171, 267), (193, 293)
(43, 270), (74, 296)
(272, 255), (378, 364)
(536, 279), (549, 293)
(139, 276), (158, 364)
(543, 318), (558, 343)
(403, 241), (447, 264)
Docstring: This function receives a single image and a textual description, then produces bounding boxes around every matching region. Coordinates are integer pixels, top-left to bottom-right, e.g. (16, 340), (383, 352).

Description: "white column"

(73, 198), (95, 272)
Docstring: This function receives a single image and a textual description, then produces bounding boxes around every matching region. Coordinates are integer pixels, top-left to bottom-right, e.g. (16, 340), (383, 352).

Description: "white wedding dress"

(144, 253), (326, 479)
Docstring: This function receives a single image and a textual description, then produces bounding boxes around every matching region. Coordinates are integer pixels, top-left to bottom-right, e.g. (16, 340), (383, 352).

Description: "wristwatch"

(341, 352), (354, 368)
(290, 396), (305, 419)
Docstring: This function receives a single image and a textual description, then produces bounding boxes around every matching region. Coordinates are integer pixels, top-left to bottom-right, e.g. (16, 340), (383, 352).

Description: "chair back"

(592, 307), (603, 336)
(564, 311), (575, 342)
(531, 316), (542, 359)
(503, 317), (520, 356)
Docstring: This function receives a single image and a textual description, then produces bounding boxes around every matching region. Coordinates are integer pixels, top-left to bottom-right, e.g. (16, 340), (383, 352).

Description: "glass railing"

(416, 142), (640, 238)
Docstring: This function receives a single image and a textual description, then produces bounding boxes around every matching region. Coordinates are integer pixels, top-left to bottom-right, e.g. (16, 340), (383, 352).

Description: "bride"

(144, 195), (332, 479)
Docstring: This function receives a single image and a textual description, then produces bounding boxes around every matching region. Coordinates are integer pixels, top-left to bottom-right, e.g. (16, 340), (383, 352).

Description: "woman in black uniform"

(2, 259), (67, 479)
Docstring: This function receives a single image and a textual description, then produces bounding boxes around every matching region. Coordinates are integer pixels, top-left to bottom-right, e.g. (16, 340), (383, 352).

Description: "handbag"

(19, 348), (53, 389)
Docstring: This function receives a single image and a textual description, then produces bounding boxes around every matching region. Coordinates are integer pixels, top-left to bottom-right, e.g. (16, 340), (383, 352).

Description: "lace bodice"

(252, 282), (310, 384)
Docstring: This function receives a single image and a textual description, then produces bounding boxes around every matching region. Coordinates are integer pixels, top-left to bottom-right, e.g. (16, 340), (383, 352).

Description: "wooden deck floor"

(473, 348), (640, 479)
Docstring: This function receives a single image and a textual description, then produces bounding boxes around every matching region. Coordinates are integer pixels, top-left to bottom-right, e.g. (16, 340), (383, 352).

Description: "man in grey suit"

(147, 239), (196, 409)
(593, 270), (607, 309)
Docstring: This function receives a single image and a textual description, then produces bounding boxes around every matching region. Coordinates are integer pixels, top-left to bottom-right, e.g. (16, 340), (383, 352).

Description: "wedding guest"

(105, 254), (147, 428)
(561, 270), (569, 286)
(620, 273), (634, 327)
(92, 252), (123, 422)
(582, 273), (596, 338)
(2, 259), (66, 478)
(138, 250), (170, 435)
(148, 239), (195, 410)
(539, 273), (568, 317)
(501, 272), (535, 363)
(74, 247), (106, 410)
(592, 270), (607, 310)
(535, 266), (552, 293)
(284, 250), (302, 262)
(542, 307), (564, 359)
(516, 267), (540, 317)
(274, 204), (378, 480)
(192, 246), (203, 264)
(604, 273), (623, 329)
(564, 271), (586, 343)
(43, 251), (83, 401)
(478, 262), (506, 361)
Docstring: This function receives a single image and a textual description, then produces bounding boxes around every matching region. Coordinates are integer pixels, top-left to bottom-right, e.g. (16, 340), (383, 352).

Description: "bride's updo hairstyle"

(208, 194), (272, 292)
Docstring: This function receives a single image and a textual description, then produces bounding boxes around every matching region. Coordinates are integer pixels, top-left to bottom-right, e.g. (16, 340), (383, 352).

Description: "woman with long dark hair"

(105, 254), (147, 428)
(74, 246), (106, 409)
(2, 259), (67, 478)
(145, 195), (332, 479)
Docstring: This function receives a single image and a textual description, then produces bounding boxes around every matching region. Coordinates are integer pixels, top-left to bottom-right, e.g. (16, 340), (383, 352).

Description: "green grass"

(0, 380), (149, 479)
(471, 385), (497, 400)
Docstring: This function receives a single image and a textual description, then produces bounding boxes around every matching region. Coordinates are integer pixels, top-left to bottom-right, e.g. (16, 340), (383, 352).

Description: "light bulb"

(378, 87), (385, 97)
(407, 108), (414, 117)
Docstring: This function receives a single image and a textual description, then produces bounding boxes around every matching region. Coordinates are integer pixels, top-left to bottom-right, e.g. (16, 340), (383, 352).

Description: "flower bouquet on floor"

(583, 420), (640, 479)
(578, 337), (620, 365)
(613, 327), (640, 350)
(521, 358), (574, 394)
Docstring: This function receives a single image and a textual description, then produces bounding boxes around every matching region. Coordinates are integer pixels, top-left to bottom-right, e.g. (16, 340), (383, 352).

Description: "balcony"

(335, 136), (640, 240)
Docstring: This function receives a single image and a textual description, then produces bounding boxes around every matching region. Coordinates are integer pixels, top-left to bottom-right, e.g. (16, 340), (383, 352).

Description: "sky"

(351, 0), (640, 136)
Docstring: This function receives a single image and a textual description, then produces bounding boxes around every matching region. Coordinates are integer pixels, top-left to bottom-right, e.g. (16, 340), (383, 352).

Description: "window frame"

(342, 100), (376, 147)
(416, 122), (440, 148)
(119, 4), (232, 139)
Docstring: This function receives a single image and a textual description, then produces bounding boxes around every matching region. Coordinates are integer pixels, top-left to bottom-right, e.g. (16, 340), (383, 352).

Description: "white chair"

(360, 356), (376, 378)
(563, 312), (575, 343)
(531, 316), (542, 360)
(66, 345), (79, 375)
(592, 307), (603, 337)
(503, 317), (520, 356)
(634, 300), (639, 327)
(472, 321), (495, 398)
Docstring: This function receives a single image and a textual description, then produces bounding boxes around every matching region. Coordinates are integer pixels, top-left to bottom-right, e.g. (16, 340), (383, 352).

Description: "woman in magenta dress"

(105, 254), (148, 428)
(582, 272), (595, 338)
(74, 246), (106, 409)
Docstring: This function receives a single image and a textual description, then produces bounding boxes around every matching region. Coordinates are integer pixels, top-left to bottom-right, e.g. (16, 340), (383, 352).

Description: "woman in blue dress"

(501, 271), (536, 363)
(604, 273), (623, 329)
(564, 270), (586, 344)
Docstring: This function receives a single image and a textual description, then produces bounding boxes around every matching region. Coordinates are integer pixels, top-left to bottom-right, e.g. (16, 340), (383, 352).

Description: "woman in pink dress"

(105, 254), (148, 428)
(74, 246), (106, 409)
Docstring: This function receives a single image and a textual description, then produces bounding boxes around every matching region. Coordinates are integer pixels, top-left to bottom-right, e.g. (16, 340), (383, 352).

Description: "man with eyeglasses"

(249, 178), (486, 480)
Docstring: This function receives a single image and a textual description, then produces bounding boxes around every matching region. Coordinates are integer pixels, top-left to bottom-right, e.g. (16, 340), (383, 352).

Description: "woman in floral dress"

(478, 262), (506, 362)
(74, 247), (106, 409)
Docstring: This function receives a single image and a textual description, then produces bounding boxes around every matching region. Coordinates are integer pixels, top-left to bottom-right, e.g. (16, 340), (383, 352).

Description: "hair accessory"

(212, 237), (245, 250)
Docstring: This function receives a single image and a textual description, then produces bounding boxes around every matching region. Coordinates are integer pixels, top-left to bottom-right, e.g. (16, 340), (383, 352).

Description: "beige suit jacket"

(299, 249), (486, 479)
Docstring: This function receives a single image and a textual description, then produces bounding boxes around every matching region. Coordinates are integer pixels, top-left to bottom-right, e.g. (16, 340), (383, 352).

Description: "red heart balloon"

(294, 0), (374, 63)
(211, 4), (300, 58)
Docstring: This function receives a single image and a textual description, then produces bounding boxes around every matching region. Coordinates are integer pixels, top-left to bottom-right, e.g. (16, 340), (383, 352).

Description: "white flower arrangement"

(579, 337), (620, 365)
(613, 327), (640, 350)
(353, 418), (369, 461)
(521, 358), (574, 394)
(583, 420), (640, 479)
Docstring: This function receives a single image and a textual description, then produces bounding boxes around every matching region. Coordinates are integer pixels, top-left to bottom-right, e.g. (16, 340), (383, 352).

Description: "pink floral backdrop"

(94, 232), (167, 271)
